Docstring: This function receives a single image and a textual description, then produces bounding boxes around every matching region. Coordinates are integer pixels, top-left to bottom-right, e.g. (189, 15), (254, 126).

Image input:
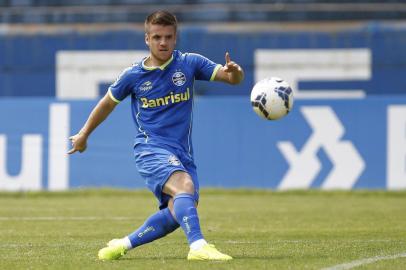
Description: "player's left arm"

(214, 52), (245, 85)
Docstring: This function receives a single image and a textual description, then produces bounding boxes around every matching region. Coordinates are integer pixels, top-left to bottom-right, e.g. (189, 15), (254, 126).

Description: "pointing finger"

(225, 52), (231, 64)
(67, 148), (77, 155)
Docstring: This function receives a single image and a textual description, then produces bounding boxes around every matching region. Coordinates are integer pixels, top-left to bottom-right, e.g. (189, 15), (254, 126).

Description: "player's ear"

(145, 33), (149, 46)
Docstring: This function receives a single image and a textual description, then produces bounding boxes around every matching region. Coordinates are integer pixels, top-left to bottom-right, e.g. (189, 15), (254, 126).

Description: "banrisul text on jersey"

(140, 88), (191, 108)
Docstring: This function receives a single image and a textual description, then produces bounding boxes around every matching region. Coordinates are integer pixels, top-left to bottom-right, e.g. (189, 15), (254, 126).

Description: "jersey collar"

(142, 54), (174, 71)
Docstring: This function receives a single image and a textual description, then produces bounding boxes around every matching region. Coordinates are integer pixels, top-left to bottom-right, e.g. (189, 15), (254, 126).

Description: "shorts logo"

(139, 81), (153, 91)
(168, 155), (181, 166)
(172, 71), (186, 86)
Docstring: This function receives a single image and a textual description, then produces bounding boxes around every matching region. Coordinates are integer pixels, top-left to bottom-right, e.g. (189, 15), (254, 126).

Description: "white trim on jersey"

(187, 80), (196, 158)
(136, 101), (149, 143)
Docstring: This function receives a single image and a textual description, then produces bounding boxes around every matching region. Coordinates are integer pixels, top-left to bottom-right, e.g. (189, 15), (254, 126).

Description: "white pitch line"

(322, 252), (406, 270)
(0, 216), (133, 221)
(225, 239), (399, 244)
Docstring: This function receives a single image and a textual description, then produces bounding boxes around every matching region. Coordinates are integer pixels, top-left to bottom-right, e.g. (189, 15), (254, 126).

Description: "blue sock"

(128, 207), (179, 248)
(173, 193), (204, 245)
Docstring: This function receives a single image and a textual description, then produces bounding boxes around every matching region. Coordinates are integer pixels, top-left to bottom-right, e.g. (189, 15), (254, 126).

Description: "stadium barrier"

(0, 97), (405, 190)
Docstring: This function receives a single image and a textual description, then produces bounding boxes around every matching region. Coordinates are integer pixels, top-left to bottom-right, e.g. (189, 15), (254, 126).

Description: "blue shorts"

(134, 143), (199, 209)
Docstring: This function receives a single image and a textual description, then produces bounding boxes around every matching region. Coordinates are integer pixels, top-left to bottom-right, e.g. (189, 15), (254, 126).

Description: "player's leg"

(164, 169), (232, 261)
(127, 206), (179, 247)
(98, 145), (182, 260)
(163, 171), (205, 246)
(98, 202), (180, 261)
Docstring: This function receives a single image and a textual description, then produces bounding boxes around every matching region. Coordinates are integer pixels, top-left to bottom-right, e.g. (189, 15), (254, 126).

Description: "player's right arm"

(68, 93), (117, 154)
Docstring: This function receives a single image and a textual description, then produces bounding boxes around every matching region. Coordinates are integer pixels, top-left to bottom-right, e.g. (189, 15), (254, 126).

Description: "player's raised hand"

(68, 132), (88, 154)
(223, 52), (240, 73)
(219, 52), (244, 85)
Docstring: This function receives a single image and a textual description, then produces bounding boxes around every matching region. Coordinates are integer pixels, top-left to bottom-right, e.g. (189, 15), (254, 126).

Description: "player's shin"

(127, 207), (179, 249)
(173, 193), (207, 249)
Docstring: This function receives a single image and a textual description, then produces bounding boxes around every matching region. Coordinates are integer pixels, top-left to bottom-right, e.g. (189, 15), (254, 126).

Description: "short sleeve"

(188, 53), (222, 82)
(108, 67), (133, 103)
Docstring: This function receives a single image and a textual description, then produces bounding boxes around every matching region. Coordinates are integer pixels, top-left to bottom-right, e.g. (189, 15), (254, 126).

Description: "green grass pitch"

(0, 189), (406, 269)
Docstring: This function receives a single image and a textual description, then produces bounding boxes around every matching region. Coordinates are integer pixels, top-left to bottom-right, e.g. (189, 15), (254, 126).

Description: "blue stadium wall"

(0, 22), (405, 190)
(1, 22), (406, 96)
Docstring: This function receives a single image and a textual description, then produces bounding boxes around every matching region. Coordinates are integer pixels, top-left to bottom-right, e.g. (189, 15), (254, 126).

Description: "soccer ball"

(250, 77), (294, 120)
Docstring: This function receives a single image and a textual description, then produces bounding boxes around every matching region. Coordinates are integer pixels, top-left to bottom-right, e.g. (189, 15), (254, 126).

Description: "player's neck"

(145, 55), (170, 68)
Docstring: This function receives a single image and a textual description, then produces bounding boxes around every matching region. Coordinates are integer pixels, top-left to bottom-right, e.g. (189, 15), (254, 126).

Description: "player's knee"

(182, 178), (194, 194)
(174, 172), (194, 194)
(164, 171), (195, 196)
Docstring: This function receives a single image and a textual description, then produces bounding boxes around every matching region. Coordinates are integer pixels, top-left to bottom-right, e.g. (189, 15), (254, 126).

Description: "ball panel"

(251, 92), (270, 119)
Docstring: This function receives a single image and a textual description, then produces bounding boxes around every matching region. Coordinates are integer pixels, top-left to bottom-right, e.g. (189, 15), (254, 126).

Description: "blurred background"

(0, 0), (405, 191)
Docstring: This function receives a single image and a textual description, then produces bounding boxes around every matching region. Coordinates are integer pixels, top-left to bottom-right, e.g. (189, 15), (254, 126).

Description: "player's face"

(145, 24), (176, 65)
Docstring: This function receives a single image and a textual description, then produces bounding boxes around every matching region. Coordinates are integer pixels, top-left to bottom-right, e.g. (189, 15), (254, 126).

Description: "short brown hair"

(145, 11), (177, 33)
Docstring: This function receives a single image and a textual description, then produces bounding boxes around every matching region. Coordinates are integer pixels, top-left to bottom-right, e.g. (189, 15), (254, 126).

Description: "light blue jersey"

(108, 50), (221, 157)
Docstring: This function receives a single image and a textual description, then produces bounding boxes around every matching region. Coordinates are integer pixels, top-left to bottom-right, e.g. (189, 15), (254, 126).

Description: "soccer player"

(68, 10), (244, 261)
